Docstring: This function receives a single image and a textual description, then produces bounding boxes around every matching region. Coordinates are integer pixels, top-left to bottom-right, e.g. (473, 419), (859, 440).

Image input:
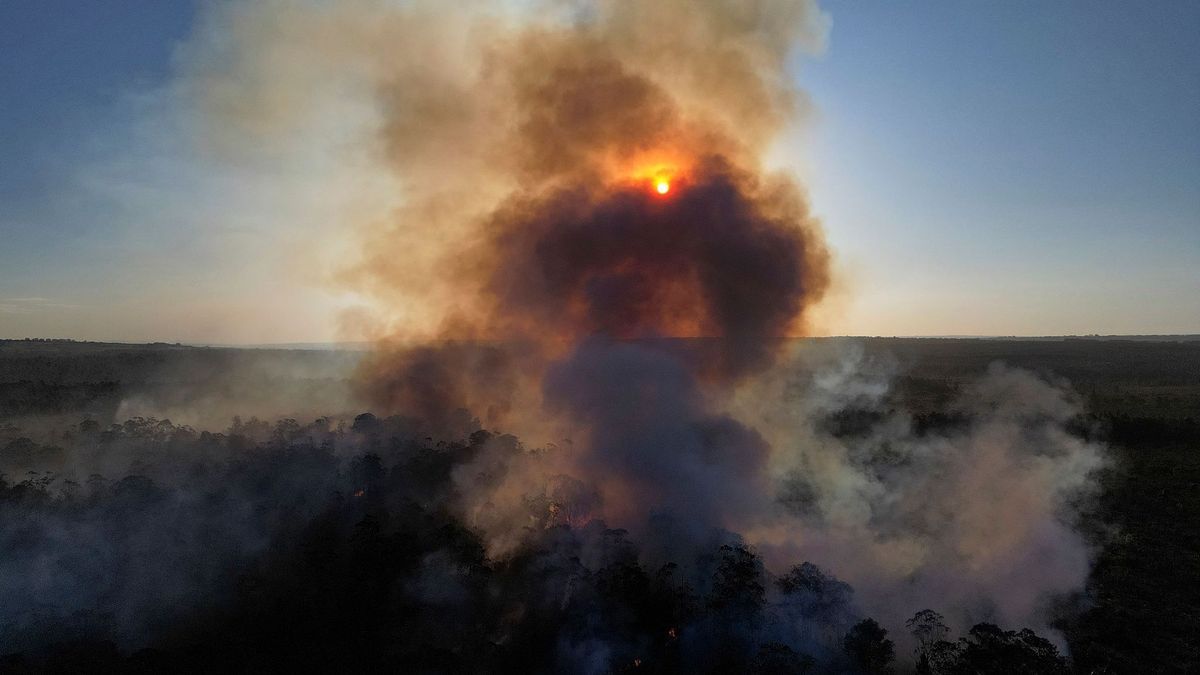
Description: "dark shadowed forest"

(0, 337), (1197, 674)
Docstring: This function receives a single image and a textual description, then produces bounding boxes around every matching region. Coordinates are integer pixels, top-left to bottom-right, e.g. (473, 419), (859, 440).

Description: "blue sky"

(797, 1), (1199, 335)
(1, 1), (193, 261)
(0, 1), (204, 338)
(1, 1), (1197, 341)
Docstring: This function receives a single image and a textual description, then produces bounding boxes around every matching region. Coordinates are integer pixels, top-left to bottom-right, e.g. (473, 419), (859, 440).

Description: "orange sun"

(655, 179), (670, 194)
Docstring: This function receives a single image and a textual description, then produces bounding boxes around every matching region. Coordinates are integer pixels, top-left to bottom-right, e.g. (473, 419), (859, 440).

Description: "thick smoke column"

(162, 0), (1106, 660)
(349, 7), (831, 322)
(345, 1), (832, 539)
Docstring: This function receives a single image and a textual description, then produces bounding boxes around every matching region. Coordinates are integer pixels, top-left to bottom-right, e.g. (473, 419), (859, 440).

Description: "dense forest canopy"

(2, 338), (1197, 673)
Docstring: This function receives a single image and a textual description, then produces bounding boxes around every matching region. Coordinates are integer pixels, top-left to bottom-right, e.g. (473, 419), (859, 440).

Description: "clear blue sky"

(1, 1), (1197, 341)
(798, 1), (1200, 335)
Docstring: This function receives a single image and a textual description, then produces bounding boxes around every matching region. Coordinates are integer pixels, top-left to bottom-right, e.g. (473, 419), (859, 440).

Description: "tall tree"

(844, 618), (895, 674)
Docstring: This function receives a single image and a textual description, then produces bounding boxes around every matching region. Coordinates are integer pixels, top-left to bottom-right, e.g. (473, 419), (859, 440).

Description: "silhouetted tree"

(950, 623), (1068, 675)
(906, 609), (958, 674)
(844, 618), (895, 674)
(777, 561), (854, 613)
(709, 544), (766, 613)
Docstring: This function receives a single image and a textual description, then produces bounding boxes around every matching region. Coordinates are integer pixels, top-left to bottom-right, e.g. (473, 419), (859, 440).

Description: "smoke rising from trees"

(0, 1), (1111, 671)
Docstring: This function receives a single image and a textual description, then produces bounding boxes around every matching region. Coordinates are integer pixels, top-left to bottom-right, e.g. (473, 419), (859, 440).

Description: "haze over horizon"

(1, 1), (1197, 343)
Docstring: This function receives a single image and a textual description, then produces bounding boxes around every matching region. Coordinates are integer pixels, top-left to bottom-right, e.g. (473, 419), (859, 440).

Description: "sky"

(1, 1), (1197, 342)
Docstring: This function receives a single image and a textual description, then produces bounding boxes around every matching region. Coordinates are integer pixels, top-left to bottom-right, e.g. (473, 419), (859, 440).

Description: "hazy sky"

(1, 1), (1197, 342)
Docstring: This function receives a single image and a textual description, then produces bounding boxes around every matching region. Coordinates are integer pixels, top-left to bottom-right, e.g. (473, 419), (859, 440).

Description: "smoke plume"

(339, 0), (832, 423)
(193, 0), (1102, 643)
(0, 1), (1110, 670)
(222, 0), (1102, 649)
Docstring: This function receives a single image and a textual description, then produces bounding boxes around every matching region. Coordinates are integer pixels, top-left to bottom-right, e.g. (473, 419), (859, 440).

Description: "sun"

(621, 159), (680, 196)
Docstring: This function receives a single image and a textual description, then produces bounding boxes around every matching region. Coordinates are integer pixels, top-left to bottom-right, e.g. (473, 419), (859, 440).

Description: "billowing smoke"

(311, 0), (1102, 651)
(0, 1), (1108, 670)
(741, 345), (1106, 643)
(348, 0), (832, 433)
(347, 0), (831, 529)
(253, 0), (1104, 645)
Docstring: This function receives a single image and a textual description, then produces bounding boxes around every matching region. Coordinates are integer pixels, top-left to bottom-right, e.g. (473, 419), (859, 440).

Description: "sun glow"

(616, 156), (686, 196)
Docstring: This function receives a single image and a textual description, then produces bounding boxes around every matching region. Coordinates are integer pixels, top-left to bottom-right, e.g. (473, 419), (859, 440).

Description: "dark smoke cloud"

(343, 0), (832, 474)
(482, 157), (828, 379)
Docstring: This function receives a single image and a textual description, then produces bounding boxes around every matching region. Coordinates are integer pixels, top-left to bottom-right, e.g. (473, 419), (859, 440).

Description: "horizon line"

(3, 333), (1200, 350)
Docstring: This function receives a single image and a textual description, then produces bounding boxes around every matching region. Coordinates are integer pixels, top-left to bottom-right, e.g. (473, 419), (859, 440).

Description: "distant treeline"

(4, 337), (1199, 423)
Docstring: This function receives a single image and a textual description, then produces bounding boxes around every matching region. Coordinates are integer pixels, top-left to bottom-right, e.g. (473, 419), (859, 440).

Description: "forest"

(0, 337), (1197, 673)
